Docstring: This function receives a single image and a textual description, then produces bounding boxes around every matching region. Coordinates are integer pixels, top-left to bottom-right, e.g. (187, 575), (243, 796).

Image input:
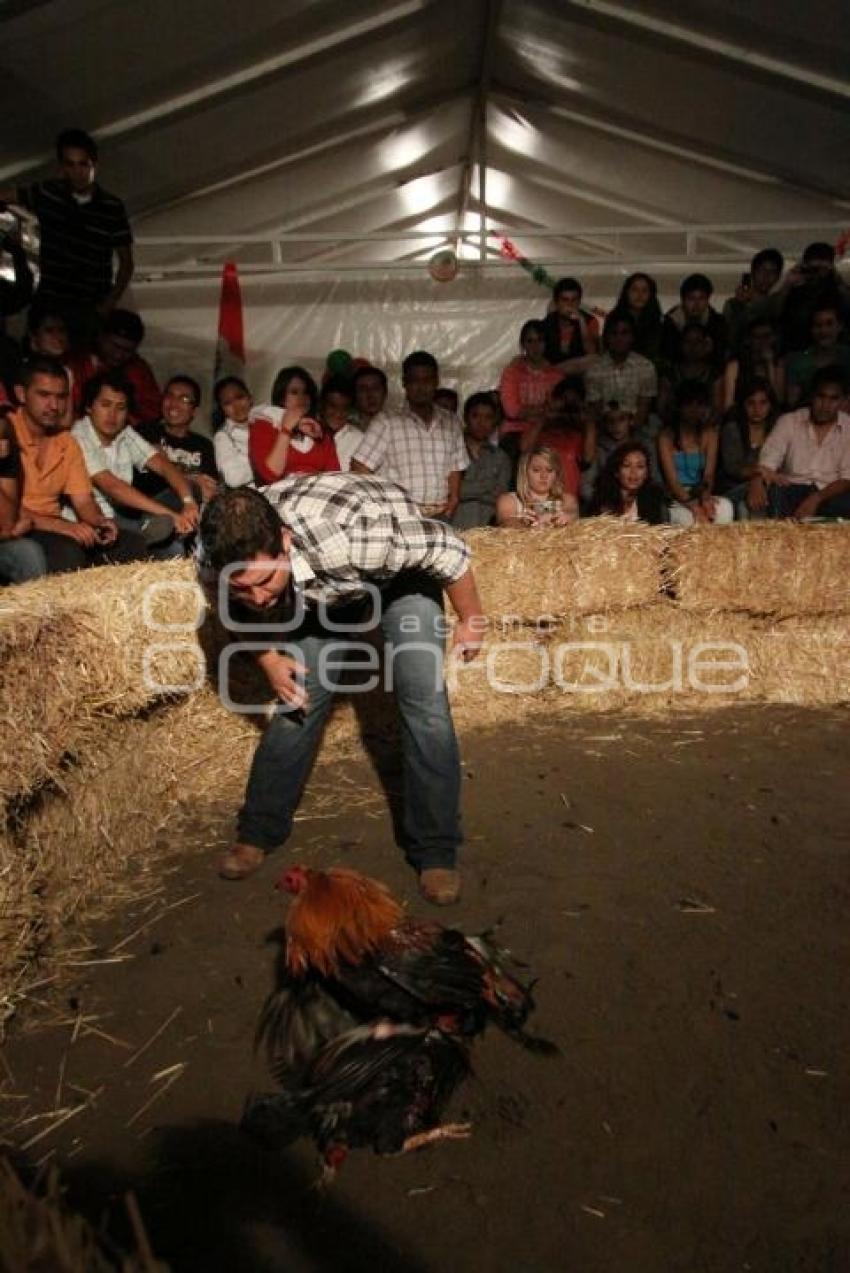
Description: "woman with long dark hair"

(719, 376), (777, 517)
(249, 364), (339, 485)
(592, 441), (667, 523)
(609, 272), (664, 365)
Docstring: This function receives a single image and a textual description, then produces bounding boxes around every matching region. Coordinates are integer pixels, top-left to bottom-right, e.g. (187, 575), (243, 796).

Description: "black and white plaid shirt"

(227, 472), (471, 609)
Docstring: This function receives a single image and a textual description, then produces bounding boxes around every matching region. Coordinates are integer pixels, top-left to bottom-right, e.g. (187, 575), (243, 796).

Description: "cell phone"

(740, 272), (751, 288)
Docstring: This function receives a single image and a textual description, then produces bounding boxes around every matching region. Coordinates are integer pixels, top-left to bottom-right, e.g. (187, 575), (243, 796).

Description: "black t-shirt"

(133, 421), (218, 496)
(0, 426), (20, 480)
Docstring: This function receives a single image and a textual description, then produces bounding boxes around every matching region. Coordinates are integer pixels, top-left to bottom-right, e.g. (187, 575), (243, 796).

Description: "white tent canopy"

(3, 0), (849, 397)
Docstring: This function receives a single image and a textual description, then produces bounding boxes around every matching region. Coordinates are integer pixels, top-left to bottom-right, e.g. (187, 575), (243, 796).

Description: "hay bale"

(463, 520), (667, 621)
(542, 605), (850, 713)
(668, 523), (850, 616)
(0, 1157), (164, 1271)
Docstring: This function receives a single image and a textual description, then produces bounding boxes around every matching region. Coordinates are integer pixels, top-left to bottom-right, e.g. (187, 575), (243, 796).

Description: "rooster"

(242, 865), (555, 1179)
(273, 865), (556, 1050)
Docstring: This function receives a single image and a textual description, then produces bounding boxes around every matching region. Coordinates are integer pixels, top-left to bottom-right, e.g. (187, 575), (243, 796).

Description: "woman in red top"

(249, 365), (339, 485)
(498, 320), (564, 442)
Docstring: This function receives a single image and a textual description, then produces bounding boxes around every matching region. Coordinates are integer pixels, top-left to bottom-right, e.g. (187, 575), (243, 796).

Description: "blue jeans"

(0, 537), (47, 583)
(235, 575), (462, 872)
(768, 483), (850, 519)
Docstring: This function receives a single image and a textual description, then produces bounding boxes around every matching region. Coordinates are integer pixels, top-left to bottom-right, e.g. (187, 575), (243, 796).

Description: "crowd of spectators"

(2, 128), (850, 586)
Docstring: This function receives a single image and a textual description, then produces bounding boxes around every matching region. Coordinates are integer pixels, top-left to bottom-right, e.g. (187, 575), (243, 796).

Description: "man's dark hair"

(351, 364), (388, 393)
(104, 308), (144, 344)
(200, 487), (284, 573)
(27, 302), (67, 334)
(802, 241), (835, 265)
(553, 276), (583, 299)
(320, 374), (354, 404)
(604, 311), (636, 338)
(56, 128), (98, 162)
(519, 319), (546, 344)
(82, 370), (136, 413)
(165, 374), (202, 406)
(18, 356), (69, 388)
(402, 350), (438, 379)
(680, 273), (713, 298)
(810, 364), (848, 395)
(552, 375), (586, 401)
(752, 247), (784, 274)
(434, 387), (459, 412)
(463, 390), (502, 424)
(270, 365), (318, 415)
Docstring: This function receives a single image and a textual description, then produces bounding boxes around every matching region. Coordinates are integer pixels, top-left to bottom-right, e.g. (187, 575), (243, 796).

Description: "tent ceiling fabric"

(2, 0), (849, 277)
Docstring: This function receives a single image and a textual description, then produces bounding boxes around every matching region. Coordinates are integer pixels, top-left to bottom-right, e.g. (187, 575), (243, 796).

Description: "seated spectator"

(499, 320), (564, 451)
(582, 400), (663, 503)
(591, 441), (667, 524)
(658, 322), (724, 422)
(609, 272), (664, 365)
(213, 376), (254, 488)
(722, 248), (784, 354)
(541, 277), (600, 368)
(352, 364), (388, 427)
(69, 309), (162, 424)
(434, 387), (459, 414)
(778, 242), (850, 354)
(585, 314), (658, 432)
(718, 377), (777, 518)
(722, 317), (785, 412)
(319, 375), (362, 472)
(785, 306), (850, 409)
(496, 446), (579, 527)
(352, 350), (467, 518)
(72, 372), (198, 557)
(136, 375), (220, 506)
(749, 366), (850, 520)
(9, 357), (147, 572)
(452, 392), (511, 530)
(0, 411), (46, 584)
(658, 380), (733, 525)
(250, 365), (339, 485)
(2, 129), (133, 345)
(661, 273), (728, 367)
(518, 375), (595, 499)
(25, 305), (75, 428)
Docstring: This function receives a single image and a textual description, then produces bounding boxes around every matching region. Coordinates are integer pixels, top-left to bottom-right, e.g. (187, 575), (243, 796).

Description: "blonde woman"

(496, 445), (579, 528)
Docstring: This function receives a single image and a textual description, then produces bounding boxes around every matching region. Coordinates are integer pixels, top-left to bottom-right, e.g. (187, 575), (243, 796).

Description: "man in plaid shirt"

(199, 472), (485, 905)
(351, 350), (467, 517)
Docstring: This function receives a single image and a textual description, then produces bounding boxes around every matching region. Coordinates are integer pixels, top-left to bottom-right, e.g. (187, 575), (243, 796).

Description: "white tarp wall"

(133, 260), (749, 424)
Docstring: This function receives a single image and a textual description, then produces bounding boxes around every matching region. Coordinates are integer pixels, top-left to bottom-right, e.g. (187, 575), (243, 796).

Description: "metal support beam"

(453, 0), (501, 257)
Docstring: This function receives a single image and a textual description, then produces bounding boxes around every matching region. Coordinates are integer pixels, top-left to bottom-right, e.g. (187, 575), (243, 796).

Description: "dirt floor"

(2, 707), (849, 1273)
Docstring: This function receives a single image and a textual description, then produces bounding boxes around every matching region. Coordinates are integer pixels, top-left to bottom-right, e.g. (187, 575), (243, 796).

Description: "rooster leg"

(401, 1122), (472, 1153)
(312, 1143), (348, 1190)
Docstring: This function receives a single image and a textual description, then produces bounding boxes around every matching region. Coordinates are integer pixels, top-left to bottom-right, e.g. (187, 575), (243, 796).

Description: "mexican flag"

(214, 261), (245, 380)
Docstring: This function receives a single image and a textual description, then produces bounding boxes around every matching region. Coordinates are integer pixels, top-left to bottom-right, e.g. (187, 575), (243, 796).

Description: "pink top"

(498, 359), (564, 437)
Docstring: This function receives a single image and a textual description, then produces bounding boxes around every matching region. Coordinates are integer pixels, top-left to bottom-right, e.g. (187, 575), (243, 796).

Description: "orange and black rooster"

(241, 865), (556, 1177)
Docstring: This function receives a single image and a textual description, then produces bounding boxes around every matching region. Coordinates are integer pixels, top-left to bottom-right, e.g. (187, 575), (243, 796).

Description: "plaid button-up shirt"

(207, 472), (471, 611)
(352, 402), (467, 505)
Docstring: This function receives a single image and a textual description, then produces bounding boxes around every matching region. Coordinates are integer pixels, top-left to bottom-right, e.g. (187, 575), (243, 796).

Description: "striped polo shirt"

(18, 179), (132, 303)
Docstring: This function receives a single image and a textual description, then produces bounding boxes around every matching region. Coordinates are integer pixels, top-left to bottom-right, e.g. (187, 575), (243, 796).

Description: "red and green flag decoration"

(214, 261), (246, 381)
(499, 236), (558, 291)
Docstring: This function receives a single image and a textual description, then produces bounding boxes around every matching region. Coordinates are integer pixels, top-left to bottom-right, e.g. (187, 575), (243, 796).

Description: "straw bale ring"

(667, 522), (850, 617)
(463, 520), (668, 622)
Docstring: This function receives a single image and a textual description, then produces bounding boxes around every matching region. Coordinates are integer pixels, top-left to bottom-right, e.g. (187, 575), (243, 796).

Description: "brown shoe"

(218, 843), (265, 881)
(418, 868), (461, 906)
